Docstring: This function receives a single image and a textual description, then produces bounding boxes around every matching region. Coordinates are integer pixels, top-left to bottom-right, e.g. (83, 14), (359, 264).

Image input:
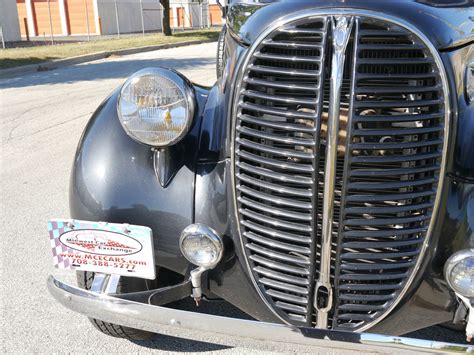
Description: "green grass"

(0, 30), (219, 70)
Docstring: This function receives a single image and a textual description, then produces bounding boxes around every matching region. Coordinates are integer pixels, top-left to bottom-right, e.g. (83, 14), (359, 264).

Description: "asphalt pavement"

(0, 42), (468, 353)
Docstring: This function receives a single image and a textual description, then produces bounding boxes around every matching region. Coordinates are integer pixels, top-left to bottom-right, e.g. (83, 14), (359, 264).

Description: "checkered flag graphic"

(48, 220), (73, 269)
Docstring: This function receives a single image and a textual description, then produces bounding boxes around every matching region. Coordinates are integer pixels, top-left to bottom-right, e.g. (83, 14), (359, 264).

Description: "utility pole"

(114, 0), (120, 38)
(84, 0), (91, 41)
(140, 0), (145, 36)
(47, 0), (55, 44)
(199, 1), (203, 29)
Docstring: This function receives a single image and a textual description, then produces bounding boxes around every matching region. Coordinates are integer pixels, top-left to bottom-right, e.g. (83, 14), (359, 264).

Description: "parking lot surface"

(0, 42), (467, 353)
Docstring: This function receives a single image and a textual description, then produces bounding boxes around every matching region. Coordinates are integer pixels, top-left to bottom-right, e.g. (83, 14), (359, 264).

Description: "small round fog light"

(180, 224), (223, 268)
(444, 249), (474, 298)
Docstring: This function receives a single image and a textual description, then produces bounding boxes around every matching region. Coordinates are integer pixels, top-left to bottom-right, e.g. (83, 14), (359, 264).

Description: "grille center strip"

(315, 16), (354, 329)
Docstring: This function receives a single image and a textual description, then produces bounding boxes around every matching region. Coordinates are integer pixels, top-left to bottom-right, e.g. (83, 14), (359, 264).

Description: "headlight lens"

(117, 68), (194, 147)
(444, 249), (474, 298)
(180, 224), (224, 268)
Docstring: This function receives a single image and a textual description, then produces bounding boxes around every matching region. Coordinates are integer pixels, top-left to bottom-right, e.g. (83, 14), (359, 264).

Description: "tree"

(160, 0), (172, 36)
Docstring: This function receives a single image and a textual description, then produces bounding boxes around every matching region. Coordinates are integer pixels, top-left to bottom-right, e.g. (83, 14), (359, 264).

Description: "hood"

(228, 0), (474, 50)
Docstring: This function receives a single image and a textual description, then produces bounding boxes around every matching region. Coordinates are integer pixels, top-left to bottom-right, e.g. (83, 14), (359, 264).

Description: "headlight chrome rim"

(465, 61), (474, 104)
(179, 224), (224, 269)
(444, 249), (474, 298)
(117, 67), (195, 147)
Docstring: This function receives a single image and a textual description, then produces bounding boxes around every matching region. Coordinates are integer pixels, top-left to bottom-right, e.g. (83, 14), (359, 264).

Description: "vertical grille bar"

(307, 17), (330, 327)
(332, 17), (360, 328)
(315, 16), (354, 329)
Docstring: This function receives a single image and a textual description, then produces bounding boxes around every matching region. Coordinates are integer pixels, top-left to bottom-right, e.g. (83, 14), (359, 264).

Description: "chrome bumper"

(47, 275), (473, 353)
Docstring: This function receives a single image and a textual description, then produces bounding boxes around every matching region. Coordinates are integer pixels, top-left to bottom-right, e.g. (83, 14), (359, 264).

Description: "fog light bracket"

(456, 294), (474, 342)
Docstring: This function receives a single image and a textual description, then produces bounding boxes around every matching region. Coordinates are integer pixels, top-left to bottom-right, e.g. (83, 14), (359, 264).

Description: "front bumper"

(48, 275), (473, 353)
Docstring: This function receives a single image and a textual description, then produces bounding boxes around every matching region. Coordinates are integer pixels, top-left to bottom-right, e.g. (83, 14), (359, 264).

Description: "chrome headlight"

(180, 224), (224, 269)
(444, 249), (474, 298)
(117, 68), (195, 147)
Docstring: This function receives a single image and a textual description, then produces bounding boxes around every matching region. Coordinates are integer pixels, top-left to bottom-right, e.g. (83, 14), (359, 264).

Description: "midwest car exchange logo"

(59, 230), (142, 256)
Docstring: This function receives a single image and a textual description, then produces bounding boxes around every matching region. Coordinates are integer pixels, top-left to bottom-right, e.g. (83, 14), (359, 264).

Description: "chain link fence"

(14, 0), (219, 44)
(103, 0), (213, 37)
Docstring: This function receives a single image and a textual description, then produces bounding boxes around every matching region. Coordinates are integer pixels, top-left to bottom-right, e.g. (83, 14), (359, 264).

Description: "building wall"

(188, 3), (202, 28)
(33, 0), (62, 36)
(66, 0), (97, 35)
(1, 0), (22, 41)
(169, 1), (192, 28)
(97, 0), (221, 35)
(10, 0), (221, 39)
(96, 0), (162, 35)
(16, 0), (28, 36)
(169, 0), (222, 29)
(208, 3), (221, 26)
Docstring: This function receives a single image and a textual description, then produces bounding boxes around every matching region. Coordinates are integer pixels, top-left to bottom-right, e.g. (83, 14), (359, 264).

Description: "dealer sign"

(47, 219), (156, 279)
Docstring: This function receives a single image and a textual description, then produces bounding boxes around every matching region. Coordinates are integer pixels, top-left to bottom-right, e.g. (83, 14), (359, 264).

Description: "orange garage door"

(169, 9), (174, 27)
(209, 4), (222, 26)
(33, 0), (62, 36)
(16, 0), (28, 36)
(176, 7), (185, 28)
(66, 0), (96, 35)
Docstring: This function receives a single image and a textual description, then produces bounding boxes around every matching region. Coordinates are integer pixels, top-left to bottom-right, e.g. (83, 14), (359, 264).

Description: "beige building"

(13, 0), (222, 38)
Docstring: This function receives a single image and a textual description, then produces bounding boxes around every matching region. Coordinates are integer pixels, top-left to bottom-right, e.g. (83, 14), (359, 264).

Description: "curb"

(0, 39), (217, 79)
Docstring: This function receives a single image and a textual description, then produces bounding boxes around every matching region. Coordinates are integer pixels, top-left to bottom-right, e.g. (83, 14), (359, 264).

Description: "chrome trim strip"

(230, 9), (451, 332)
(333, 17), (360, 325)
(315, 16), (354, 329)
(48, 275), (474, 353)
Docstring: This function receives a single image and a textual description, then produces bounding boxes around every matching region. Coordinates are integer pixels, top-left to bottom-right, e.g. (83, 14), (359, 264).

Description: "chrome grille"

(233, 14), (448, 331)
(236, 16), (329, 325)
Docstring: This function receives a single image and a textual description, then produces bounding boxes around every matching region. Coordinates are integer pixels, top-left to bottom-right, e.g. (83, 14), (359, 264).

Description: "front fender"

(69, 80), (282, 323)
(69, 86), (208, 275)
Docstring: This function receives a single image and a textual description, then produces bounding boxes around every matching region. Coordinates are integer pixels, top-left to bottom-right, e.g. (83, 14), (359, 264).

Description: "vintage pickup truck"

(47, 0), (474, 352)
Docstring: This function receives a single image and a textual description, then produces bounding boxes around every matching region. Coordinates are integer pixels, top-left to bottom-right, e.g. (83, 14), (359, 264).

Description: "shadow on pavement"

(407, 325), (467, 344)
(128, 298), (253, 352)
(131, 334), (232, 352)
(0, 56), (215, 89)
